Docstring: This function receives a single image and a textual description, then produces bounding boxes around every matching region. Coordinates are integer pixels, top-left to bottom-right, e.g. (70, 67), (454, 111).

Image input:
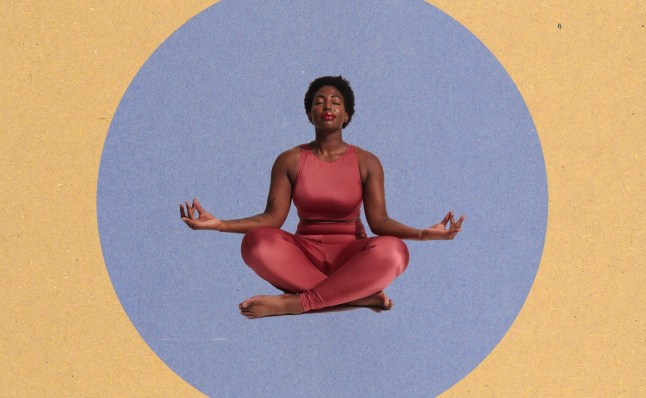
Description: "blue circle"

(98, 1), (547, 396)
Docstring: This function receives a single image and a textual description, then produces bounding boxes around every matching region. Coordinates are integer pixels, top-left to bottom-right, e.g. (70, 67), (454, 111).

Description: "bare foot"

(346, 291), (393, 311)
(239, 293), (305, 319)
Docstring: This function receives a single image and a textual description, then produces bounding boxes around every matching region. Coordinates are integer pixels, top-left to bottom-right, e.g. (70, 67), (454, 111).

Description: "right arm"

(359, 148), (464, 240)
(180, 149), (297, 234)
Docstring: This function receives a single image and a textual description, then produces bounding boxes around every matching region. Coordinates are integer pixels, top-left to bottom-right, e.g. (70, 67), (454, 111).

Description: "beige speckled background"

(2, 1), (643, 396)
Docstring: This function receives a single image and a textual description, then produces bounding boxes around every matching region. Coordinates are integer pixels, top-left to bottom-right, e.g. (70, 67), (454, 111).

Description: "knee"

(372, 236), (409, 275)
(240, 226), (283, 266)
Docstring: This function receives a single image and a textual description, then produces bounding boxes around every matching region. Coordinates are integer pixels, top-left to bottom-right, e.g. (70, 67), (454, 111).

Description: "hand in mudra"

(180, 199), (222, 231)
(421, 211), (465, 240)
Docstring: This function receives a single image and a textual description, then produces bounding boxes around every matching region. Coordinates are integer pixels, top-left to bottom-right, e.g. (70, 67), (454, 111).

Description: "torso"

(291, 143), (367, 237)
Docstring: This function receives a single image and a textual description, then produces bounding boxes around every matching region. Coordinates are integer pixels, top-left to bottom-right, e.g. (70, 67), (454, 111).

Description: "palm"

(421, 211), (464, 240)
(180, 199), (222, 230)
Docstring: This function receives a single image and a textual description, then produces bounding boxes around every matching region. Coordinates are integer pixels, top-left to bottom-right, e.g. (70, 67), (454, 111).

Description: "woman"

(181, 76), (464, 319)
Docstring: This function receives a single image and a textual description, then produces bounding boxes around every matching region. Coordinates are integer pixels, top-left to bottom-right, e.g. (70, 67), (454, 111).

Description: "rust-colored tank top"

(293, 144), (367, 237)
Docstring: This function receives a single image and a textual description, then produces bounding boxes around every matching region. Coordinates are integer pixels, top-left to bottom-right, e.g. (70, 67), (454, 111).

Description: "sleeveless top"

(293, 144), (367, 238)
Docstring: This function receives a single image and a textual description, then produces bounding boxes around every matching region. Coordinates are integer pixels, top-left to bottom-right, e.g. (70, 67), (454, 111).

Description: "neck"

(312, 129), (346, 155)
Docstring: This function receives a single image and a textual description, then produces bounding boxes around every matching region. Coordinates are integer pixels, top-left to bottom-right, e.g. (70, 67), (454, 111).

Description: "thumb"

(194, 198), (207, 213)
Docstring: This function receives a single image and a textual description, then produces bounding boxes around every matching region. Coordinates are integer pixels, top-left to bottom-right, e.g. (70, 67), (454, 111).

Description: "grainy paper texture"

(2, 1), (643, 396)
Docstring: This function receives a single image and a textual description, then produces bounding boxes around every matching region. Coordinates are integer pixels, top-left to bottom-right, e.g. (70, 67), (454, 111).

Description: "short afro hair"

(304, 75), (355, 128)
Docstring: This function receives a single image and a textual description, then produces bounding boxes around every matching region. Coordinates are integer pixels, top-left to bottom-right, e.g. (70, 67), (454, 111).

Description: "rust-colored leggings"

(241, 226), (409, 312)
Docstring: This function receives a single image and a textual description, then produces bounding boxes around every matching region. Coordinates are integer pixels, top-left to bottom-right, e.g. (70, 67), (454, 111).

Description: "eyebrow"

(314, 94), (342, 99)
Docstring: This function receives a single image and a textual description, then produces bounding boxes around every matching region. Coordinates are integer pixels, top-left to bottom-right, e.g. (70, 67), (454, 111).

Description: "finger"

(179, 204), (186, 218)
(193, 199), (204, 211)
(185, 201), (194, 220)
(455, 215), (465, 229)
(194, 198), (205, 214)
(449, 212), (456, 228)
(441, 211), (451, 227)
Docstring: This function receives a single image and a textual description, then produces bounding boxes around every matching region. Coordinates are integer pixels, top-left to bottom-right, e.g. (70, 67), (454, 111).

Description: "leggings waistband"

(299, 216), (361, 224)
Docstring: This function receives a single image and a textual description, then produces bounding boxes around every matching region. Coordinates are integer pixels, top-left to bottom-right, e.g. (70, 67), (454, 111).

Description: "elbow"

(267, 219), (284, 229)
(367, 221), (386, 236)
(264, 213), (285, 229)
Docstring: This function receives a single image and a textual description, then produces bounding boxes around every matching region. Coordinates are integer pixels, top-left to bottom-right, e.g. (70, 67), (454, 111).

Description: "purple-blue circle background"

(98, 1), (547, 396)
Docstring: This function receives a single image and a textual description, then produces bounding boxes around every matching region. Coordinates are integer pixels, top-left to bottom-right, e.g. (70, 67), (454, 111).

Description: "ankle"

(283, 293), (305, 315)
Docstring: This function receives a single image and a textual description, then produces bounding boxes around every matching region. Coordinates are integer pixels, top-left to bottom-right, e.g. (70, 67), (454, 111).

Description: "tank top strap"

(296, 144), (310, 180)
(345, 143), (355, 156)
(348, 144), (362, 184)
(346, 143), (357, 162)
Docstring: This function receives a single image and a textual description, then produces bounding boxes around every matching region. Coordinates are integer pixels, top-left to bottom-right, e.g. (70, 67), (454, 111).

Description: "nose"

(323, 100), (331, 110)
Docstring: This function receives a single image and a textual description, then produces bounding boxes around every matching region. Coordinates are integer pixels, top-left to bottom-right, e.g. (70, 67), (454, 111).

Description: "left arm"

(359, 149), (464, 241)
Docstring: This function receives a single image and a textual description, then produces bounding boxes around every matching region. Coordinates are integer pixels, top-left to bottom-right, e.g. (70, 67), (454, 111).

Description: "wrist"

(214, 221), (226, 232)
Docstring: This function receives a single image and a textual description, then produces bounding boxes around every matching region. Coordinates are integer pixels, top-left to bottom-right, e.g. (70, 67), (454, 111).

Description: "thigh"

(327, 235), (410, 275)
(299, 236), (409, 310)
(241, 227), (328, 292)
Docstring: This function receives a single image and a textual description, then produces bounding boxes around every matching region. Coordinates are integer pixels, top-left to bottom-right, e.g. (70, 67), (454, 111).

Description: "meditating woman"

(180, 76), (464, 319)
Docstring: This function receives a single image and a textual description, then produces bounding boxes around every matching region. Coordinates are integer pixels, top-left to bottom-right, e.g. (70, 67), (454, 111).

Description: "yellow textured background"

(1, 1), (643, 396)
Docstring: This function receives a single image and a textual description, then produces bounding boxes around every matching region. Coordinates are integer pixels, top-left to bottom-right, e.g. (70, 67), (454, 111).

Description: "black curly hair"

(304, 76), (355, 129)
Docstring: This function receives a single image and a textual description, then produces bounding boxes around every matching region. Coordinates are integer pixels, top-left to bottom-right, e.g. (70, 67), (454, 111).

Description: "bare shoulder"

(273, 145), (302, 180)
(353, 145), (383, 182)
(275, 146), (301, 163)
(354, 145), (383, 168)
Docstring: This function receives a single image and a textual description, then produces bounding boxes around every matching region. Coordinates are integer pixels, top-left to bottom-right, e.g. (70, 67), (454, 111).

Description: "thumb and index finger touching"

(179, 198), (201, 222)
(450, 212), (465, 230)
(441, 211), (451, 227)
(193, 198), (207, 214)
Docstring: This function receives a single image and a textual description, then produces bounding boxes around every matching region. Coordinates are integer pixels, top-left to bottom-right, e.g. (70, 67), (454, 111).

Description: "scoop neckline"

(304, 143), (352, 164)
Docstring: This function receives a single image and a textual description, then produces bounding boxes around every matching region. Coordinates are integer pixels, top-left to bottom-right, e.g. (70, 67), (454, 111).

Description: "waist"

(299, 216), (361, 224)
(296, 218), (366, 237)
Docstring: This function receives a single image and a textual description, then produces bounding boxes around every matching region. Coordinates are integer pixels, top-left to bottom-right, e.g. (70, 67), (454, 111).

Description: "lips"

(322, 113), (335, 121)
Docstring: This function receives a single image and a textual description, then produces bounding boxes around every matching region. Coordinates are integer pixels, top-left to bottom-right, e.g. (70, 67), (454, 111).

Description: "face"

(308, 86), (349, 130)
